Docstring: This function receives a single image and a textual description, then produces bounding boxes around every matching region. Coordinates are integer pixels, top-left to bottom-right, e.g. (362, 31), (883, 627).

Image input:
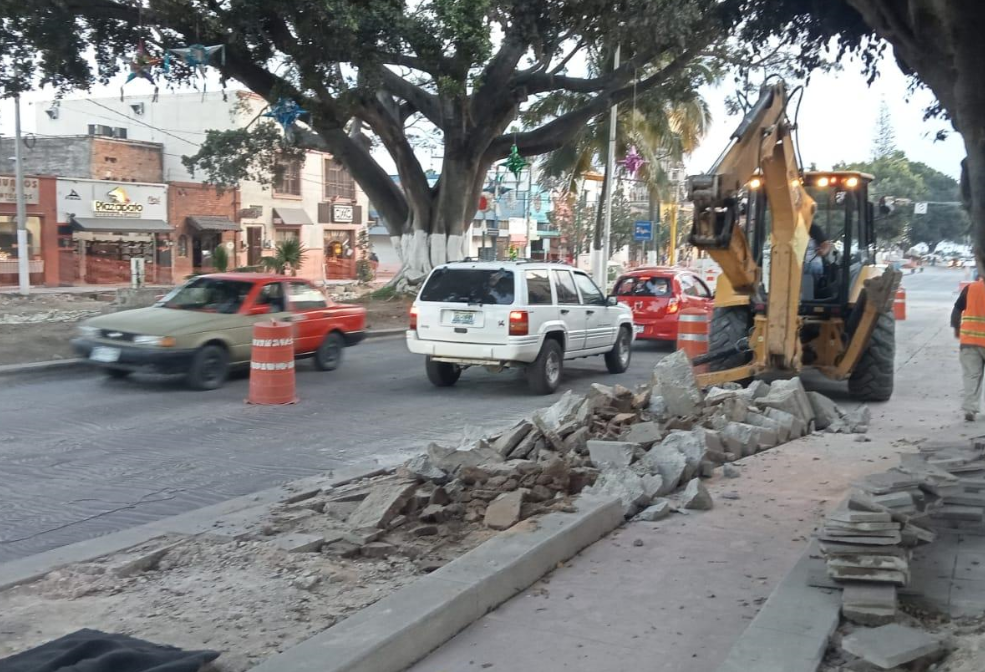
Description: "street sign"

(914, 202), (928, 215)
(633, 220), (653, 242)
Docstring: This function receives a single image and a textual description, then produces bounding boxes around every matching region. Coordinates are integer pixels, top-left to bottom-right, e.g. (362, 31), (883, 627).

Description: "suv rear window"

(420, 268), (515, 305)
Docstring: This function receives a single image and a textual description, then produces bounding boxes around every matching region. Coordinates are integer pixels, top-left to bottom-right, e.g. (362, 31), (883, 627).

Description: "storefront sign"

(332, 204), (353, 223)
(0, 176), (39, 205)
(93, 186), (145, 217)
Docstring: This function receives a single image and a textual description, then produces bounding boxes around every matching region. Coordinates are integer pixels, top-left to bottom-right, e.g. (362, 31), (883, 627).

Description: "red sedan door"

(287, 280), (333, 354)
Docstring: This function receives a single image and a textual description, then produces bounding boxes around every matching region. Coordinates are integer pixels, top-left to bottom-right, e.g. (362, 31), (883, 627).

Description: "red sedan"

(612, 267), (713, 342)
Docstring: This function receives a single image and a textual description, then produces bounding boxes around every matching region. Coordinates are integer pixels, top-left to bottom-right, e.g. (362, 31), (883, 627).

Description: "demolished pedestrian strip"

(0, 349), (872, 670)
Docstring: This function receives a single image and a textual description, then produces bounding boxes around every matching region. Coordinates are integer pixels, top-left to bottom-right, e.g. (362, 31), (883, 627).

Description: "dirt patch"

(0, 474), (496, 671)
(357, 295), (413, 332)
(0, 292), (115, 365)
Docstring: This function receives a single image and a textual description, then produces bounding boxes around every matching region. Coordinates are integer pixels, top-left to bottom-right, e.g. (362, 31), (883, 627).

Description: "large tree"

(741, 0), (985, 255)
(0, 0), (738, 283)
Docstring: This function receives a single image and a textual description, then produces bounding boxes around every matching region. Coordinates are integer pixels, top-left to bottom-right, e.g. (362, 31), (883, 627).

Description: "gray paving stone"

(587, 440), (637, 468)
(841, 624), (941, 669)
(652, 349), (703, 417)
(270, 533), (325, 554)
(347, 479), (418, 529)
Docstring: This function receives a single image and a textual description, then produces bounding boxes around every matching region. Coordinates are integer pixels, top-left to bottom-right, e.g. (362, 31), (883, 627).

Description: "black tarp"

(0, 629), (219, 672)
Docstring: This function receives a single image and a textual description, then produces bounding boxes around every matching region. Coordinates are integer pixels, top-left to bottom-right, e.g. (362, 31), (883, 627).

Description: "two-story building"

(34, 91), (370, 283)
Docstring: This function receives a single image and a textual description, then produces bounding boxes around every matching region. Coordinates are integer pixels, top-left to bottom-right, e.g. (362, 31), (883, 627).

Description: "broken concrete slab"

(845, 405), (871, 433)
(744, 410), (790, 443)
(507, 429), (543, 460)
(853, 469), (923, 496)
(660, 430), (707, 480)
(723, 464), (741, 479)
(652, 349), (703, 417)
(562, 426), (590, 455)
(584, 467), (650, 517)
(742, 379), (771, 400)
(637, 498), (671, 522)
(769, 378), (815, 424)
(347, 480), (418, 529)
(763, 406), (805, 439)
(399, 455), (449, 484)
(640, 474), (665, 501)
(842, 583), (897, 626)
(720, 422), (760, 457)
(270, 533), (325, 554)
(806, 391), (841, 431)
(484, 489), (526, 530)
(587, 440), (638, 468)
(111, 542), (183, 578)
(621, 421), (664, 447)
(648, 394), (669, 420)
(841, 624), (942, 669)
(638, 443), (688, 495)
(428, 442), (504, 473)
(681, 478), (713, 510)
(491, 420), (533, 456)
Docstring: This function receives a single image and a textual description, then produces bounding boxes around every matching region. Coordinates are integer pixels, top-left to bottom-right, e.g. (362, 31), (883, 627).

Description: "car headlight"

(134, 335), (176, 347)
(77, 325), (100, 338)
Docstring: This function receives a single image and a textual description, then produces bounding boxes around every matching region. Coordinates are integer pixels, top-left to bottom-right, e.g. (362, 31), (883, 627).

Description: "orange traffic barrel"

(677, 307), (710, 373)
(893, 287), (906, 321)
(247, 320), (298, 405)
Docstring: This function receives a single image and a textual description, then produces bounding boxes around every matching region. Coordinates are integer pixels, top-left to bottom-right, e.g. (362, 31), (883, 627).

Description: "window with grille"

(274, 159), (302, 196)
(324, 159), (355, 200)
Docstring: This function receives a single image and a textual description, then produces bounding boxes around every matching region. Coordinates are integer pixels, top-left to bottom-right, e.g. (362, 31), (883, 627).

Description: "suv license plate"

(634, 325), (645, 334)
(90, 346), (121, 363)
(452, 311), (476, 325)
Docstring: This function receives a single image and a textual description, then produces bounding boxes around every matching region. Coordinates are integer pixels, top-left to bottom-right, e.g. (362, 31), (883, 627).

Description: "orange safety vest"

(960, 280), (985, 347)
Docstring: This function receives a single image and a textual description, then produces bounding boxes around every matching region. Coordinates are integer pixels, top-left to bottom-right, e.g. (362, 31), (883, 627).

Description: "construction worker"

(953, 267), (985, 421)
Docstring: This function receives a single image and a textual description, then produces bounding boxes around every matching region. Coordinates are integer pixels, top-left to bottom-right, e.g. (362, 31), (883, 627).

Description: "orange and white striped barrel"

(247, 320), (298, 405)
(893, 287), (906, 321)
(677, 307), (710, 373)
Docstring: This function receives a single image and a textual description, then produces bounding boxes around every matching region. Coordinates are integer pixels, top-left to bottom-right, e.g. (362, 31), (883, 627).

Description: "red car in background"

(612, 267), (713, 342)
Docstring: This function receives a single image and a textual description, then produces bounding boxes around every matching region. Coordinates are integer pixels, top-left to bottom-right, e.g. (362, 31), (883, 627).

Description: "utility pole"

(594, 43), (620, 288)
(14, 94), (29, 295)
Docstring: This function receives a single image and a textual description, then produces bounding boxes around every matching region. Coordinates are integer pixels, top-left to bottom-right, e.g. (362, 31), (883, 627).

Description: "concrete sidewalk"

(407, 294), (963, 671)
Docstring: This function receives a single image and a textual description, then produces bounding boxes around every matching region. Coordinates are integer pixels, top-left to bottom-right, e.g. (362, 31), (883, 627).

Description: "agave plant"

(260, 238), (308, 276)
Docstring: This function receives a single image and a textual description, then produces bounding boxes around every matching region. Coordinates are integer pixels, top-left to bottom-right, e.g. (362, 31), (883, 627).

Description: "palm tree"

(260, 238), (308, 276)
(525, 55), (715, 257)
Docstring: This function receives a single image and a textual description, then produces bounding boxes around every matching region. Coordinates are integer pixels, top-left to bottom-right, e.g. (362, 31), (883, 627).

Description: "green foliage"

(836, 151), (969, 250)
(872, 101), (896, 160)
(211, 244), (230, 273)
(260, 238), (309, 276)
(182, 122), (305, 189)
(356, 228), (375, 283)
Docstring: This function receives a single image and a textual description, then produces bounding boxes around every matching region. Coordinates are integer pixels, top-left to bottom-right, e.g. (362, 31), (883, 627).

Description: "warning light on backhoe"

(816, 176), (830, 187)
(749, 177), (762, 190)
(845, 176), (859, 188)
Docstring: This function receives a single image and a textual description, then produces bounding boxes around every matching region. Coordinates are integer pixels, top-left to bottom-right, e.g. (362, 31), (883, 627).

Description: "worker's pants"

(960, 345), (985, 413)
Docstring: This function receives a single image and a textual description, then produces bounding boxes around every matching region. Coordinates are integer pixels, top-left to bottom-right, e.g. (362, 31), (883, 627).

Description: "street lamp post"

(13, 94), (30, 295)
(594, 43), (620, 288)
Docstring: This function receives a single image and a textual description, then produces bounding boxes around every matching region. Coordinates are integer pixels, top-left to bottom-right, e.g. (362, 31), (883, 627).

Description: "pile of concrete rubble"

(820, 444), (985, 627)
(393, 350), (869, 532)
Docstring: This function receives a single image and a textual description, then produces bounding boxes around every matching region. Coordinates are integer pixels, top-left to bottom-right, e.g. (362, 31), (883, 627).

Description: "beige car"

(73, 273), (367, 389)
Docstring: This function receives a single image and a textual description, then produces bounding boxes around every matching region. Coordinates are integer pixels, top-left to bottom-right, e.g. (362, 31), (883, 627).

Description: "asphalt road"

(0, 332), (675, 562)
(0, 266), (962, 563)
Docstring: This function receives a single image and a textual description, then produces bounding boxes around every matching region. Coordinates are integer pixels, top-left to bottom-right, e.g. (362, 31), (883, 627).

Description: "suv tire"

(104, 368), (131, 379)
(187, 344), (230, 390)
(528, 338), (563, 395)
(425, 357), (461, 387)
(605, 325), (632, 374)
(314, 332), (345, 371)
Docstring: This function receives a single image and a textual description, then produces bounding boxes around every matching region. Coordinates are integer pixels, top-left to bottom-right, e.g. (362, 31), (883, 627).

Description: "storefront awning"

(187, 215), (239, 232)
(272, 207), (313, 228)
(70, 216), (172, 233)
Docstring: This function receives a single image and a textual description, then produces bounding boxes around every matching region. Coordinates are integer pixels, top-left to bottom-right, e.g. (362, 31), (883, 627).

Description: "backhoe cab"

(686, 80), (901, 400)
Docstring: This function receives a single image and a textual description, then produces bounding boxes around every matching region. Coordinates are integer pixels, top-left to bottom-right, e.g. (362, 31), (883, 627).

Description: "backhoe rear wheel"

(848, 309), (895, 401)
(708, 306), (753, 372)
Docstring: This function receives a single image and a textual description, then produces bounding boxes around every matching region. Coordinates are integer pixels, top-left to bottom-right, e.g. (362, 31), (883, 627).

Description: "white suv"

(406, 261), (635, 394)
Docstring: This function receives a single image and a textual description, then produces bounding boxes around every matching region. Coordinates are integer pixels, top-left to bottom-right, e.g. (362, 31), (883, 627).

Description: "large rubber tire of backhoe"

(708, 306), (753, 372)
(848, 309), (895, 402)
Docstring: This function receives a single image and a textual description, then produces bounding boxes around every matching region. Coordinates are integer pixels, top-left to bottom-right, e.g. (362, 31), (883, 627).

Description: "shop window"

(275, 228), (300, 244)
(177, 235), (188, 257)
(324, 159), (355, 200)
(0, 216), (42, 260)
(274, 158), (302, 196)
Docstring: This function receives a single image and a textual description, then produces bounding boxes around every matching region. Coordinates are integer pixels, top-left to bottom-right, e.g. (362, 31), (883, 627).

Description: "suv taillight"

(667, 298), (680, 315)
(509, 310), (529, 336)
(410, 305), (418, 330)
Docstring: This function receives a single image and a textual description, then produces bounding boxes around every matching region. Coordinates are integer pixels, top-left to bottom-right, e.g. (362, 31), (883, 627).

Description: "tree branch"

(378, 67), (444, 127)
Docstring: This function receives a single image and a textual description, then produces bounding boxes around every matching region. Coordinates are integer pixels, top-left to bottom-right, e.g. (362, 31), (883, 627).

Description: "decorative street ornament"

(122, 40), (164, 101)
(501, 144), (528, 180)
(168, 44), (225, 78)
(619, 145), (647, 178)
(263, 98), (307, 142)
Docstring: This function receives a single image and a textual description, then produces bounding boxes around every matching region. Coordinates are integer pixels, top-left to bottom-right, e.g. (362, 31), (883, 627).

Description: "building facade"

(35, 91), (370, 283)
(0, 175), (59, 287)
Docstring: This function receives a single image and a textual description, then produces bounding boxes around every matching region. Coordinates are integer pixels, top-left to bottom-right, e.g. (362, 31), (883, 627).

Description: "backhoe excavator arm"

(687, 81), (816, 372)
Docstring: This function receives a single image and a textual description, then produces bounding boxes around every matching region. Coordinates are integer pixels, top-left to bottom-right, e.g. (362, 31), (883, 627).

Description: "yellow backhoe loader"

(686, 79), (901, 400)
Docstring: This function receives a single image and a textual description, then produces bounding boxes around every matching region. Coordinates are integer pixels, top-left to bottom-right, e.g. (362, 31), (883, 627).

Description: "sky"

(0, 50), (966, 182)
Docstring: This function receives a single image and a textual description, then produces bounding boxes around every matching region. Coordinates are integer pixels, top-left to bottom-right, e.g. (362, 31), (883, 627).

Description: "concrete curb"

(714, 540), (841, 672)
(248, 495), (624, 672)
(0, 464), (392, 591)
(0, 330), (405, 378)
